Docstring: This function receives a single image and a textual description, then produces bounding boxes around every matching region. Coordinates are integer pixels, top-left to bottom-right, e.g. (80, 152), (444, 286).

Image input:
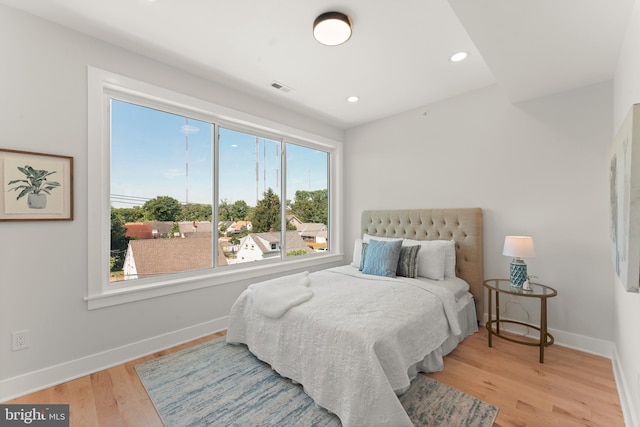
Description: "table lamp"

(503, 236), (535, 288)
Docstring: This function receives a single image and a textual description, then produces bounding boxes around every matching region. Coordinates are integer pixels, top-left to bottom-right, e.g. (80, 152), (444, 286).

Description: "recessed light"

(347, 96), (359, 103)
(450, 51), (468, 62)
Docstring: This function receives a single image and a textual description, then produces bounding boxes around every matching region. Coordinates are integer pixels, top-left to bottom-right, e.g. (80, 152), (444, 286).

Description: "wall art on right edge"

(609, 103), (640, 292)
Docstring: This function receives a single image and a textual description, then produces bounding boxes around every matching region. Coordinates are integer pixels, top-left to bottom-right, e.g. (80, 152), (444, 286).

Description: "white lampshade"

(503, 236), (535, 259)
(313, 12), (352, 46)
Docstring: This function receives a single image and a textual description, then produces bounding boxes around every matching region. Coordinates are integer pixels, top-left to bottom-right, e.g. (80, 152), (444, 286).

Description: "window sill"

(85, 253), (344, 309)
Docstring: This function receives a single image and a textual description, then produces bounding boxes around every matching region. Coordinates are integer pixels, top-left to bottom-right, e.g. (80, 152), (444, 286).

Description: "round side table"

(483, 278), (557, 363)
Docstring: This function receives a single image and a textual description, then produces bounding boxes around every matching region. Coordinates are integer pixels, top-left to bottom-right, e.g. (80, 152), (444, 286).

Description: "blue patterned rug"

(135, 337), (498, 426)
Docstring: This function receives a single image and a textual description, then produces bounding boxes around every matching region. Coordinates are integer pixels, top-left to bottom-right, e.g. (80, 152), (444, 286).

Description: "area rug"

(135, 337), (498, 426)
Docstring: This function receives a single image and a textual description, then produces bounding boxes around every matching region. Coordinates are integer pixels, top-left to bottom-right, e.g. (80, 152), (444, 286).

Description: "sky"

(110, 100), (328, 209)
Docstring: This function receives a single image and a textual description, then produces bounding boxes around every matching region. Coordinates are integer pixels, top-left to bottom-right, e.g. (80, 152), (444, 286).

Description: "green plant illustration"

(7, 165), (60, 201)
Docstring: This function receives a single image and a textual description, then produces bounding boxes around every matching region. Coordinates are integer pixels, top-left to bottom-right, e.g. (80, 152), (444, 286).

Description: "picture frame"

(0, 148), (74, 221)
(609, 104), (640, 292)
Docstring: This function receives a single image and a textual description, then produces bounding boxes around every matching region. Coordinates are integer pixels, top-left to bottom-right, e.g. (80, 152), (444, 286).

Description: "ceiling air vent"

(270, 81), (294, 93)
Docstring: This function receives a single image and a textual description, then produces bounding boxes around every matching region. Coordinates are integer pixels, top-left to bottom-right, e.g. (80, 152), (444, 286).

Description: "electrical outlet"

(12, 330), (30, 351)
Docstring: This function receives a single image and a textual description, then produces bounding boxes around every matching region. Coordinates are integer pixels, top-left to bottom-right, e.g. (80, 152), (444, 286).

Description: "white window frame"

(86, 66), (343, 309)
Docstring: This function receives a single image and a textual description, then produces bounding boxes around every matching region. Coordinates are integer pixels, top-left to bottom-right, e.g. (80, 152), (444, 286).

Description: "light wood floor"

(5, 328), (624, 426)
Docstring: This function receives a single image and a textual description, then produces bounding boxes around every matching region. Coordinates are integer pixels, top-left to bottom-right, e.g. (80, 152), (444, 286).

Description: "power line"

(111, 194), (151, 201)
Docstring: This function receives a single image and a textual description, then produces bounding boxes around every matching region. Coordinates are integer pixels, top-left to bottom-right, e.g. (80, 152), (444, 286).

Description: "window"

(110, 100), (213, 282)
(286, 143), (329, 252)
(218, 127), (284, 265)
(87, 67), (342, 308)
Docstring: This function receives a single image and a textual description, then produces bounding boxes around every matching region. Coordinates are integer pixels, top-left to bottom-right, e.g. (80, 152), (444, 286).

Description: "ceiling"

(1, 0), (635, 129)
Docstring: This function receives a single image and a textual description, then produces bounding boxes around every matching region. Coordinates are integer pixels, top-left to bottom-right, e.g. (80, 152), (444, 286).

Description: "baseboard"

(0, 316), (228, 402)
(481, 312), (614, 357)
(611, 346), (638, 427)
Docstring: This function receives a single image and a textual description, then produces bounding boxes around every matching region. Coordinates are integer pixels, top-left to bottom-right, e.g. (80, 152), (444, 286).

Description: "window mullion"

(213, 123), (219, 268)
(280, 140), (287, 258)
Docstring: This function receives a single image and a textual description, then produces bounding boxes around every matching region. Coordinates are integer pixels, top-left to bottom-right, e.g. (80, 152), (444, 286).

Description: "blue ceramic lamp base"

(510, 259), (527, 288)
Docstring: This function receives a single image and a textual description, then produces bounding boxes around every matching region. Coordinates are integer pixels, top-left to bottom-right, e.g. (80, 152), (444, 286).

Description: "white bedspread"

(226, 265), (464, 427)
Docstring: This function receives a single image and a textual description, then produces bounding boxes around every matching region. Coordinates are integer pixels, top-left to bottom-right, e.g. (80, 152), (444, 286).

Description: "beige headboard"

(361, 208), (484, 321)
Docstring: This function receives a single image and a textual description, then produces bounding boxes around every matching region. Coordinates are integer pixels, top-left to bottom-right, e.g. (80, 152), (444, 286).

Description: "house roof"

(183, 232), (213, 239)
(128, 238), (227, 277)
(178, 221), (213, 234)
(230, 221), (250, 231)
(218, 221), (234, 229)
(125, 223), (153, 240)
(287, 215), (302, 226)
(250, 231), (311, 253)
(296, 223), (326, 232)
(144, 221), (174, 236)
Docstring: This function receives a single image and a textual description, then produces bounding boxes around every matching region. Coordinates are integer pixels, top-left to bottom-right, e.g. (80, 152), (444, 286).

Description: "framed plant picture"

(0, 149), (74, 221)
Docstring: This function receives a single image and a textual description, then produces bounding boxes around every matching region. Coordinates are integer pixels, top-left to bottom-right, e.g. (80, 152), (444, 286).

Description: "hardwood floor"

(5, 328), (624, 426)
(430, 328), (624, 426)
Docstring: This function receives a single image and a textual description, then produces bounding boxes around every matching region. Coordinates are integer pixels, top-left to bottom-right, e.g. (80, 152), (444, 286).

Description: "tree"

(290, 189), (328, 224)
(250, 188), (282, 232)
(220, 199), (249, 221)
(142, 196), (182, 222)
(112, 206), (144, 223)
(230, 200), (249, 221)
(110, 209), (129, 271)
(170, 222), (180, 237)
(219, 199), (233, 221)
(181, 203), (212, 221)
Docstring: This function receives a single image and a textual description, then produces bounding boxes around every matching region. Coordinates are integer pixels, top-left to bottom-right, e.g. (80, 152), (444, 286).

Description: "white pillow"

(402, 239), (446, 280)
(351, 238), (364, 268)
(443, 240), (456, 278)
(362, 233), (402, 243)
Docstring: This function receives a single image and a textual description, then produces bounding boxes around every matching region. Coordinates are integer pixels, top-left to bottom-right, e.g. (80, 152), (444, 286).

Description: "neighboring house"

(287, 215), (303, 229)
(236, 231), (310, 262)
(218, 221), (234, 236)
(228, 220), (253, 234)
(183, 231), (213, 239)
(124, 222), (153, 240)
(123, 238), (227, 280)
(178, 221), (213, 236)
(144, 221), (174, 238)
(295, 223), (328, 244)
(287, 215), (327, 244)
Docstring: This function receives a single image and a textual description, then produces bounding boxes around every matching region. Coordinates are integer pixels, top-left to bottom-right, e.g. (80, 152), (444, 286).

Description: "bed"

(226, 208), (483, 427)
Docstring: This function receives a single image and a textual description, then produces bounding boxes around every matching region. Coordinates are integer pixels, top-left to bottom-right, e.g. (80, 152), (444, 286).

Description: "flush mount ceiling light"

(347, 96), (359, 103)
(313, 12), (352, 46)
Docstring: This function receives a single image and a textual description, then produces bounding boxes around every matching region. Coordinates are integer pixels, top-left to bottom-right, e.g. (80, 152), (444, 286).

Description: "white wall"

(0, 5), (343, 400)
(345, 82), (614, 349)
(613, 0), (640, 424)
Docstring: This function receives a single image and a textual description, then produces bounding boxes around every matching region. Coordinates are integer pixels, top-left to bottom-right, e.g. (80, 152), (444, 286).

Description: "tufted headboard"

(361, 208), (484, 321)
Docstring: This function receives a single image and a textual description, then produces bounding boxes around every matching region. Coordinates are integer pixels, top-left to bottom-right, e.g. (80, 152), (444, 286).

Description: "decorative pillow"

(359, 242), (368, 270)
(361, 239), (403, 277)
(396, 244), (421, 278)
(443, 240), (456, 278)
(351, 238), (364, 268)
(402, 239), (446, 280)
(362, 233), (402, 243)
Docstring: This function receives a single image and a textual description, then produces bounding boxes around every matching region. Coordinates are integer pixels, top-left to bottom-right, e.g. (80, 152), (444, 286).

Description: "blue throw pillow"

(361, 239), (403, 277)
